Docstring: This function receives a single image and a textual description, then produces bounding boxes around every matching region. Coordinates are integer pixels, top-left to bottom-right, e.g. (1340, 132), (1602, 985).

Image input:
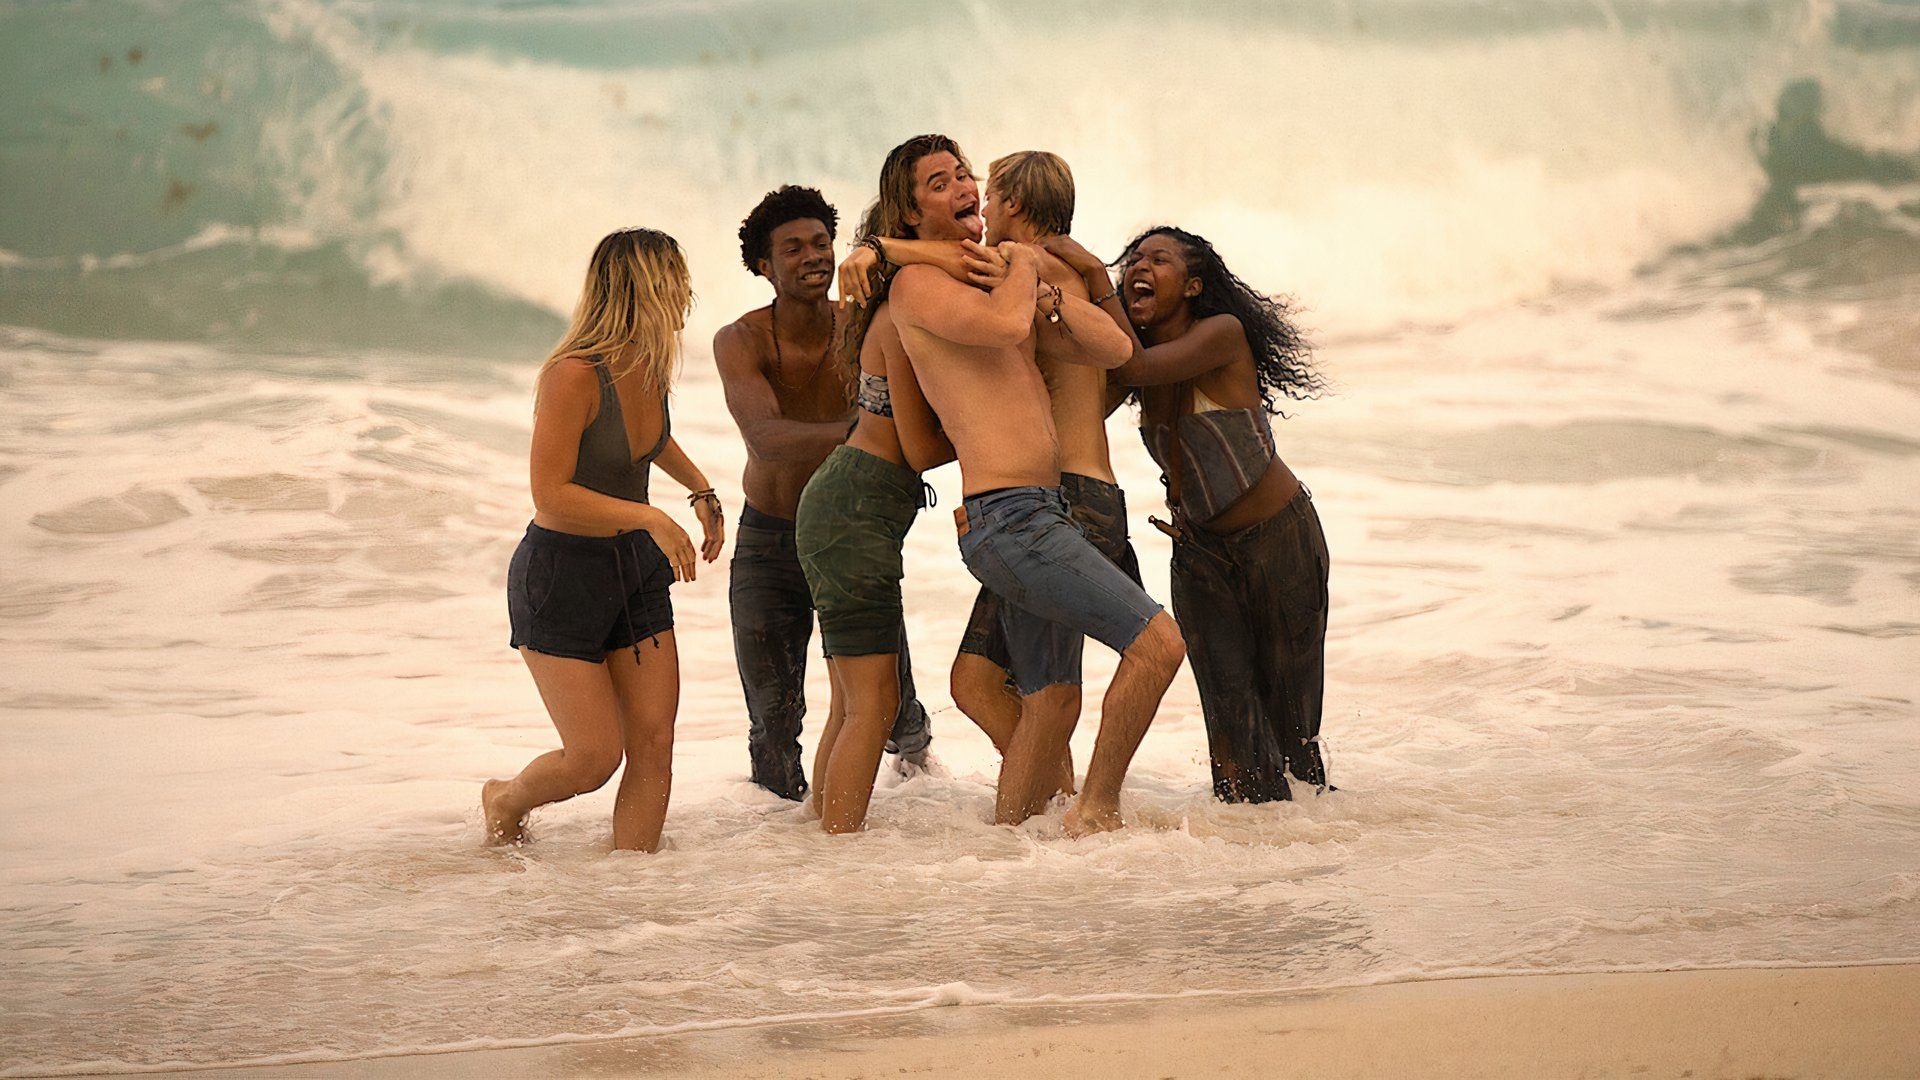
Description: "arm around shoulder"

(891, 262), (1035, 349)
(1036, 290), (1135, 370)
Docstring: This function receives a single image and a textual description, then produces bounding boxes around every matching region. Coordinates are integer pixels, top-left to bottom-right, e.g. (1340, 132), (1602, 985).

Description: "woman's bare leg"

(606, 633), (679, 853)
(811, 660), (848, 818)
(819, 653), (900, 834)
(482, 649), (626, 844)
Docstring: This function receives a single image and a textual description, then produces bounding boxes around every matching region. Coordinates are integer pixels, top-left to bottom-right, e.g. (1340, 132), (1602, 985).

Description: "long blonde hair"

(542, 227), (693, 398)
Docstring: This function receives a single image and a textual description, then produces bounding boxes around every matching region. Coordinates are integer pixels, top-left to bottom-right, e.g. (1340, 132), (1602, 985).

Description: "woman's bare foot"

(482, 779), (527, 845)
(1062, 799), (1124, 838)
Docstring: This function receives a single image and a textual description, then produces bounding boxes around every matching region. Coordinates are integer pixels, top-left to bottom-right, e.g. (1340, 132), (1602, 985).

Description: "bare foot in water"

(482, 779), (526, 846)
(1062, 800), (1123, 838)
(1053, 753), (1077, 799)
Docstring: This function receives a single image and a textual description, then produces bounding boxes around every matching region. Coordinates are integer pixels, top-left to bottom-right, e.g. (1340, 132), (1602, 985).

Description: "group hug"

(482, 135), (1331, 852)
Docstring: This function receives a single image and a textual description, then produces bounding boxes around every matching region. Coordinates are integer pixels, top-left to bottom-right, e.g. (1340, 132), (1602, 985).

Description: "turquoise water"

(4, 0), (1918, 351)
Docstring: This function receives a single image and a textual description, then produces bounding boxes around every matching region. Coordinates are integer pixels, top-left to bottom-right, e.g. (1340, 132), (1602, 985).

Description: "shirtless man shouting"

(713, 185), (932, 801)
(841, 151), (1142, 811)
(861, 135), (1186, 835)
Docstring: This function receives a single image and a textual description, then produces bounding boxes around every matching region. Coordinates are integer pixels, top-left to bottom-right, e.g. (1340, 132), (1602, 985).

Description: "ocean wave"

(3, 0), (1919, 352)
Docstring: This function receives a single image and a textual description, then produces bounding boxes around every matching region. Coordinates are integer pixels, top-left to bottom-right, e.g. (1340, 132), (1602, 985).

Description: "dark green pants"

(794, 446), (923, 657)
(731, 504), (931, 802)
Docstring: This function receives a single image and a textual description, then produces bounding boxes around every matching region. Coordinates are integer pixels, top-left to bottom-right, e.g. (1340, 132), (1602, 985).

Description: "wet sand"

(171, 963), (1920, 1078)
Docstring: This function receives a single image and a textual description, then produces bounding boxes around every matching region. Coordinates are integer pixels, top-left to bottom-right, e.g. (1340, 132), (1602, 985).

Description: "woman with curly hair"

(482, 227), (725, 852)
(1045, 226), (1331, 803)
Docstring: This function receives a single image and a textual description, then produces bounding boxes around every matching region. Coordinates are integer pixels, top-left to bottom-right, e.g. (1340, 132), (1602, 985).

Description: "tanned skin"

(841, 181), (1121, 807)
(481, 340), (724, 854)
(882, 150), (1186, 836)
(809, 304), (953, 835)
(714, 217), (853, 520)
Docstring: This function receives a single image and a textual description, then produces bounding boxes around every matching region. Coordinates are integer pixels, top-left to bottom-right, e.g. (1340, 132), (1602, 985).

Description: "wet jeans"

(956, 485), (1163, 695)
(730, 505), (931, 801)
(1171, 488), (1330, 802)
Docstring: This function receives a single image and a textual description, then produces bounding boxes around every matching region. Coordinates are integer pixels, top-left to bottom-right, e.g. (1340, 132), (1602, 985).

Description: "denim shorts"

(794, 445), (924, 657)
(958, 474), (1143, 690)
(956, 485), (1162, 695)
(507, 522), (674, 663)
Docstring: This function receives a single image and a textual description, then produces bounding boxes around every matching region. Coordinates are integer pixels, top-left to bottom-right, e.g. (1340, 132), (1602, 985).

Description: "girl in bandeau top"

(1045, 226), (1331, 804)
(795, 137), (956, 835)
(483, 228), (725, 852)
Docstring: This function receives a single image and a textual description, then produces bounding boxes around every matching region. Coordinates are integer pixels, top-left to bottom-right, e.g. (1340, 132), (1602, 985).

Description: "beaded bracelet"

(1041, 281), (1065, 325)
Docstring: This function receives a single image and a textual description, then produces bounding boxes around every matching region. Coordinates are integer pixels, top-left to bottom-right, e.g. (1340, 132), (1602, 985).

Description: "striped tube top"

(1140, 406), (1277, 523)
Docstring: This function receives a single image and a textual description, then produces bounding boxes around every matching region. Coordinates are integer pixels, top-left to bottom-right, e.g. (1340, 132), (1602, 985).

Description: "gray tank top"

(571, 359), (668, 504)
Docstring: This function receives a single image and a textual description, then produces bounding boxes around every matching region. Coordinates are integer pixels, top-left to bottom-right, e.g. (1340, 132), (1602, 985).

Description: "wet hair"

(988, 150), (1074, 237)
(541, 227), (692, 399)
(738, 185), (838, 276)
(1118, 225), (1322, 411)
(838, 133), (971, 369)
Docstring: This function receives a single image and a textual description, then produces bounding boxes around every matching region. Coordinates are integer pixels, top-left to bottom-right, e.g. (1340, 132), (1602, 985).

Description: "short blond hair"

(988, 151), (1074, 237)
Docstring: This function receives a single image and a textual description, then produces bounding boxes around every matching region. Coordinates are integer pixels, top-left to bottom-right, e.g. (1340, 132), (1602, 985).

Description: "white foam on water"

(2, 268), (1917, 1071)
(257, 0), (1920, 334)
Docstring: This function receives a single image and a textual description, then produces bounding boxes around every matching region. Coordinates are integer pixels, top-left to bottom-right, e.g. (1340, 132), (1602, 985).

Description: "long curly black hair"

(1116, 225), (1323, 412)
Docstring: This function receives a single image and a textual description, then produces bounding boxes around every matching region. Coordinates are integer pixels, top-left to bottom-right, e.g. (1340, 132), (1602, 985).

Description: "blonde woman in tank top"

(1044, 226), (1332, 804)
(482, 228), (725, 852)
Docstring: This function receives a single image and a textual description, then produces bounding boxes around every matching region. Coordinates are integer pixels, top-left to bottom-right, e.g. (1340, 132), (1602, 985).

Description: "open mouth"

(954, 199), (983, 236)
(800, 268), (831, 285)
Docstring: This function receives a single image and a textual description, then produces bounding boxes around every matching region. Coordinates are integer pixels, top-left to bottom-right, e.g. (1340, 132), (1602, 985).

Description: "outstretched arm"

(653, 435), (724, 563)
(890, 247), (1039, 349)
(713, 322), (849, 462)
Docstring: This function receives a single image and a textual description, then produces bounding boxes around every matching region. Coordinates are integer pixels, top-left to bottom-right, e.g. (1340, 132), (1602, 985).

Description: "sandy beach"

(159, 964), (1920, 1079)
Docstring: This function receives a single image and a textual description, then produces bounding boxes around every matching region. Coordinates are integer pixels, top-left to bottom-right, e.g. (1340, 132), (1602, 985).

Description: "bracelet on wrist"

(1090, 286), (1119, 306)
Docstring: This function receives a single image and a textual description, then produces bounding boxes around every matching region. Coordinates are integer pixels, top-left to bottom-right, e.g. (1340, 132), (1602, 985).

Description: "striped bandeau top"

(1140, 389), (1276, 523)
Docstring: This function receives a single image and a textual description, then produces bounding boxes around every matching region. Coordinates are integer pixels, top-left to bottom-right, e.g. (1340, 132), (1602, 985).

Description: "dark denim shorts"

(958, 473), (1143, 689)
(956, 485), (1162, 695)
(507, 522), (674, 663)
(794, 445), (924, 657)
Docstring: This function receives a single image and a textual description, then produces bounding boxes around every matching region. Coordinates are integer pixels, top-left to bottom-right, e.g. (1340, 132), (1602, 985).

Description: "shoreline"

(123, 963), (1920, 1078)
